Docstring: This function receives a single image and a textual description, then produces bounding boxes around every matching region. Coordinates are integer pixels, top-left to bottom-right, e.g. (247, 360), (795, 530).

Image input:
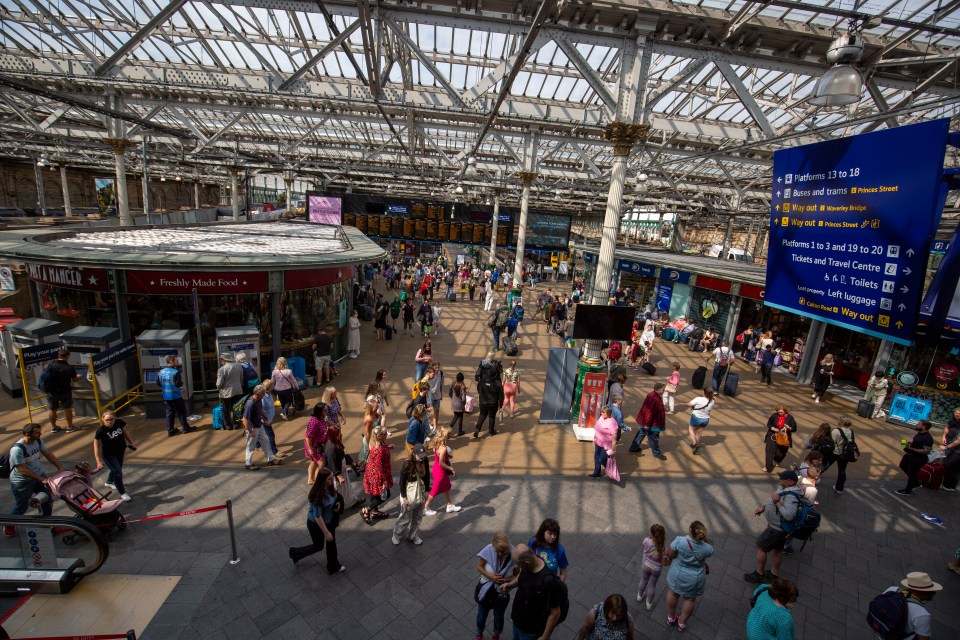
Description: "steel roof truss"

(714, 60), (775, 137)
(552, 32), (617, 113)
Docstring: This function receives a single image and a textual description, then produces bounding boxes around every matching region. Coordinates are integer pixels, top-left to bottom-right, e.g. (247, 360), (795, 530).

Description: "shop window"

(820, 325), (879, 388)
(889, 341), (960, 423)
(38, 286), (117, 330)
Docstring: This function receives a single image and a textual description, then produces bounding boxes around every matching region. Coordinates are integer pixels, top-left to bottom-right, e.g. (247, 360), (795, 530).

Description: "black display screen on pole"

(571, 305), (635, 341)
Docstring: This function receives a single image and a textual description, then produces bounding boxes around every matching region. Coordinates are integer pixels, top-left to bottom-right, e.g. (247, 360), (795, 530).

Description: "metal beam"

(459, 34), (550, 105)
(0, 94), (42, 132)
(553, 32), (617, 113)
(644, 59), (709, 121)
(23, 0), (104, 65)
(39, 105), (69, 130)
(95, 0), (187, 76)
(201, 2), (282, 79)
(714, 60), (776, 138)
(191, 111), (248, 154)
(277, 22), (360, 91)
(383, 15), (464, 107)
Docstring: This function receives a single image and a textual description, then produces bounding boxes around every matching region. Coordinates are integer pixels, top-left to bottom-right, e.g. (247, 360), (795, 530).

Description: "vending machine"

(0, 314), (25, 397)
(60, 326), (122, 417)
(137, 329), (192, 420)
(7, 318), (64, 395)
(215, 326), (261, 377)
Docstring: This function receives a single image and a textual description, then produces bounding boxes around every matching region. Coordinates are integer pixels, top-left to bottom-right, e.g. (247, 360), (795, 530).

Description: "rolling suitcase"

(212, 405), (225, 430)
(385, 325), (393, 340)
(723, 372), (739, 396)
(641, 362), (656, 375)
(691, 366), (707, 389)
(502, 336), (519, 356)
(447, 291), (457, 302)
(918, 463), (945, 490)
(857, 399), (874, 418)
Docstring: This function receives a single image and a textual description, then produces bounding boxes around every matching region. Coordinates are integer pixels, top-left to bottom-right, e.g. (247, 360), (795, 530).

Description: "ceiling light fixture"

(809, 27), (864, 107)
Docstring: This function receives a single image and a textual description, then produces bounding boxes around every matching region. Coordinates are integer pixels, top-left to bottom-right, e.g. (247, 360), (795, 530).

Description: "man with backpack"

(868, 571), (941, 640)
(505, 544), (563, 640)
(5, 423), (64, 535)
(216, 352), (244, 431)
(744, 470), (805, 584)
(474, 353), (503, 438)
(42, 349), (81, 434)
(705, 340), (733, 394)
(490, 303), (510, 352)
(830, 416), (857, 493)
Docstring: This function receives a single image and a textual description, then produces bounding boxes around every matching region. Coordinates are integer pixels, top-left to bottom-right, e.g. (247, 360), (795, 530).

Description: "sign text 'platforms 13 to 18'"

(765, 118), (951, 345)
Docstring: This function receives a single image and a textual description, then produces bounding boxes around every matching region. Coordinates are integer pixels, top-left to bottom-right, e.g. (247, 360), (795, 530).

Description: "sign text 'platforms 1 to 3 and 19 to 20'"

(765, 118), (951, 346)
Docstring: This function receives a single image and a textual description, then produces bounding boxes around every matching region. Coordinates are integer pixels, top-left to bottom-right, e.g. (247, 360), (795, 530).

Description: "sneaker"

(184, 426), (198, 433)
(743, 571), (766, 583)
(782, 546), (794, 555)
(424, 509), (438, 516)
(833, 485), (843, 494)
(446, 504), (462, 513)
(3, 526), (15, 538)
(276, 452), (291, 459)
(410, 536), (423, 545)
(245, 464), (260, 471)
(105, 481), (117, 490)
(50, 428), (65, 433)
(646, 598), (654, 611)
(942, 486), (956, 492)
(120, 493), (132, 502)
(655, 454), (667, 460)
(667, 616), (678, 626)
(337, 565), (347, 573)
(391, 533), (400, 545)
(168, 430), (182, 437)
(894, 489), (912, 496)
(280, 412), (288, 421)
(268, 459), (282, 466)
(65, 426), (78, 433)
(636, 592), (643, 602)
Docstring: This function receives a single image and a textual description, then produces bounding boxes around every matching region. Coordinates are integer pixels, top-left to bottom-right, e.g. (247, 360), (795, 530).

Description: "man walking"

(157, 355), (195, 437)
(505, 544), (562, 640)
(706, 339), (733, 393)
(312, 327), (334, 386)
(483, 280), (496, 311)
(474, 353), (504, 438)
(491, 303), (510, 352)
(216, 352), (244, 431)
(44, 349), (80, 433)
(895, 419), (934, 496)
(744, 470), (804, 583)
(629, 383), (667, 460)
(6, 423), (64, 535)
(242, 385), (281, 470)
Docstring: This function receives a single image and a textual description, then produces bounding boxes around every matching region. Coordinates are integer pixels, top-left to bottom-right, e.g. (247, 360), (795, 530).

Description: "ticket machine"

(137, 329), (192, 420)
(0, 313), (25, 397)
(7, 318), (64, 395)
(60, 326), (122, 417)
(215, 326), (261, 377)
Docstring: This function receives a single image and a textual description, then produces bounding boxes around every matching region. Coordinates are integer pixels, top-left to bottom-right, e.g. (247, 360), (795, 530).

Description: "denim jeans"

(712, 364), (728, 393)
(593, 444), (609, 476)
(630, 426), (662, 456)
(492, 328), (501, 351)
(415, 362), (429, 383)
(512, 626), (538, 640)
(10, 478), (52, 516)
(102, 452), (126, 494)
(477, 591), (510, 635)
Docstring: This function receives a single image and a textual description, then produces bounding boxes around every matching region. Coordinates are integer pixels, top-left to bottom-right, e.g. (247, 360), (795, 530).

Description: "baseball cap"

(778, 470), (799, 482)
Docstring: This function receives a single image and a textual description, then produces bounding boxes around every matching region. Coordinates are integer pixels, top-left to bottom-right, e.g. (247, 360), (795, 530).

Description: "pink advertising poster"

(307, 194), (343, 224)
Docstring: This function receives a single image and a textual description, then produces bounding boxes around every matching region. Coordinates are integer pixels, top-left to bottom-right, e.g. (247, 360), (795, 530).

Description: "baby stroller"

(47, 469), (127, 544)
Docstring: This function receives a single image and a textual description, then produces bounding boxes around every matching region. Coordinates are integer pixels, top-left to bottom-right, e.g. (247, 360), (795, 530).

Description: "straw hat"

(900, 572), (943, 592)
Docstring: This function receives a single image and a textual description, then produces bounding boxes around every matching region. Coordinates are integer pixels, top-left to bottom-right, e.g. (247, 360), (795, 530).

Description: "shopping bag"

(465, 395), (477, 413)
(605, 454), (621, 482)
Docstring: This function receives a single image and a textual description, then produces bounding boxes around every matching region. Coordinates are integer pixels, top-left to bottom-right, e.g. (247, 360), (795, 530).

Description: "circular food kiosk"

(0, 221), (387, 391)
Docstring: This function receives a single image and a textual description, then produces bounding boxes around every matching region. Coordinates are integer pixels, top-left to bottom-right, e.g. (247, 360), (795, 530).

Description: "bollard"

(226, 499), (240, 565)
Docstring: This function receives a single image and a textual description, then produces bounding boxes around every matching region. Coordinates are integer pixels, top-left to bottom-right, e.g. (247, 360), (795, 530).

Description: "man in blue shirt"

(157, 355), (195, 437)
(5, 423), (64, 536)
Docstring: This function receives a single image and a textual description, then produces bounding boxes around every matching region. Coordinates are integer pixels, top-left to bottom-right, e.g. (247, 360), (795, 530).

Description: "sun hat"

(900, 572), (943, 592)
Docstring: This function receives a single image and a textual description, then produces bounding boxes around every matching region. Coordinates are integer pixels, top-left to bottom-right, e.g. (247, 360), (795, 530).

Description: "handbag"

(774, 431), (790, 447)
(664, 382), (678, 394)
(465, 395), (477, 413)
(292, 388), (306, 411)
(406, 477), (426, 507)
(605, 454), (621, 482)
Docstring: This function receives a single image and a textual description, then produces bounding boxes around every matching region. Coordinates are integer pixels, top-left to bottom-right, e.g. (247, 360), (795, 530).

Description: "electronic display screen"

(571, 305), (635, 341)
(307, 193), (343, 224)
(144, 370), (159, 384)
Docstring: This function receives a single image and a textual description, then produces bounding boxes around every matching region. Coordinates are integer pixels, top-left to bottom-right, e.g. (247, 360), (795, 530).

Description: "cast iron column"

(488, 188), (501, 269)
(59, 164), (72, 217)
(513, 172), (537, 294)
(33, 161), (46, 216)
(105, 137), (134, 225)
(230, 167), (240, 220)
(141, 137), (150, 218)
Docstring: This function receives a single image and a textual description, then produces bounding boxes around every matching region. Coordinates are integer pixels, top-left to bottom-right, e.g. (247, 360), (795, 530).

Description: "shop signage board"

(19, 341), (64, 367)
(656, 283), (673, 312)
(0, 266), (14, 292)
(740, 284), (765, 301)
(766, 119), (950, 346)
(91, 339), (136, 373)
(695, 275), (733, 294)
(27, 265), (110, 292)
(886, 393), (932, 426)
(616, 259), (656, 277)
(126, 271), (268, 294)
(662, 269), (690, 284)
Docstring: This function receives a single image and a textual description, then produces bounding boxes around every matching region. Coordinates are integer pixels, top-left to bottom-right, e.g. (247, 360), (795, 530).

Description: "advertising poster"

(95, 178), (116, 216)
(577, 372), (607, 430)
(765, 119), (950, 345)
(656, 283), (673, 312)
(307, 193), (343, 224)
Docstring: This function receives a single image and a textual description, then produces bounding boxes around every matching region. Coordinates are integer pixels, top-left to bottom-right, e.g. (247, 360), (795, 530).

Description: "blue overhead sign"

(656, 283), (673, 312)
(931, 240), (950, 254)
(662, 268), (690, 284)
(765, 119), (950, 346)
(616, 259), (656, 277)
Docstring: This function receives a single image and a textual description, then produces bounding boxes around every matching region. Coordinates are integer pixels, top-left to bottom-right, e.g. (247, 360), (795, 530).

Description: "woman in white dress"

(347, 309), (361, 358)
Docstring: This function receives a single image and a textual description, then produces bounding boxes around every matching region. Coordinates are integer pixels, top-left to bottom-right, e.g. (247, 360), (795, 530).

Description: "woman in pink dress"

(423, 427), (462, 516)
(304, 402), (330, 485)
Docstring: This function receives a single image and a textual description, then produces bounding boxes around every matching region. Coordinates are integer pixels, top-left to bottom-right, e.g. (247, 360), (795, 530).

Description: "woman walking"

(270, 357), (298, 420)
(93, 411), (136, 502)
(590, 406), (619, 478)
(449, 372), (468, 437)
(746, 578), (799, 640)
(687, 389), (716, 455)
(304, 402), (330, 485)
(474, 532), (518, 640)
(347, 309), (361, 358)
(392, 444), (431, 546)
(356, 397), (379, 474)
(500, 360), (520, 421)
(323, 424), (362, 509)
(665, 521), (714, 632)
(375, 369), (391, 426)
(415, 341), (433, 382)
(763, 404), (797, 473)
(288, 468), (345, 574)
(757, 345), (775, 386)
(637, 523), (667, 610)
(812, 354), (834, 404)
(361, 425), (393, 524)
(321, 387), (346, 429)
(865, 370), (889, 418)
(529, 518), (570, 581)
(424, 427), (462, 516)
(574, 594), (634, 640)
(663, 362), (680, 414)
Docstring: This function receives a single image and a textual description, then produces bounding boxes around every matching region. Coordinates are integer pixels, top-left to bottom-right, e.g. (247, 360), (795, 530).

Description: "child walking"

(663, 362), (681, 415)
(637, 523), (667, 610)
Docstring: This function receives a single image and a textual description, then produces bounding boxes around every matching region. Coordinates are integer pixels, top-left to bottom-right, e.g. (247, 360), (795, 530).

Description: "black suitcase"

(641, 362), (656, 375)
(857, 399), (874, 418)
(502, 336), (519, 356)
(358, 305), (374, 321)
(691, 366), (707, 389)
(688, 338), (699, 351)
(447, 291), (457, 302)
(723, 372), (739, 396)
(385, 325), (393, 340)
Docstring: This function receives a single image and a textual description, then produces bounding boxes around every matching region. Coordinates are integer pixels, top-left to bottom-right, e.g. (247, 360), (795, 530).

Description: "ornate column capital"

(104, 137), (135, 155)
(284, 178), (294, 187)
(516, 171), (538, 188)
(229, 166), (241, 178)
(602, 122), (650, 157)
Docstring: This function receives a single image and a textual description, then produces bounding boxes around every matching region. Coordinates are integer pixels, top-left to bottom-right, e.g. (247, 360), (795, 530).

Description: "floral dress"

(587, 602), (632, 640)
(363, 445), (394, 496)
(328, 398), (344, 425)
(303, 417), (328, 463)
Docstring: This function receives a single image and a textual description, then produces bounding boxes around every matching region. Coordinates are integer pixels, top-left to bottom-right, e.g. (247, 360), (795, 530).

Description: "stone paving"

(0, 277), (958, 639)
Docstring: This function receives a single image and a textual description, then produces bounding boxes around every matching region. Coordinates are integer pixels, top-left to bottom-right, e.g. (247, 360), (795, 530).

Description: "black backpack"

(0, 443), (27, 479)
(837, 428), (860, 463)
(866, 590), (910, 640)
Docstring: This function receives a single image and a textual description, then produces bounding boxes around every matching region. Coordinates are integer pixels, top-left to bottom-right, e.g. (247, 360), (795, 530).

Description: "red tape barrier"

(6, 635), (133, 640)
(121, 503), (227, 526)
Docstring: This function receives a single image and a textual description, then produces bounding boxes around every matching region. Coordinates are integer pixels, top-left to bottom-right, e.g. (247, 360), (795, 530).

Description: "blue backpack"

(780, 494), (821, 541)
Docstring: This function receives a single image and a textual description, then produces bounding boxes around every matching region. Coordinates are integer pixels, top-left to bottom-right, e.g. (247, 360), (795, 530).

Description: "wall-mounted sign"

(126, 271), (268, 295)
(695, 275), (733, 294)
(896, 371), (919, 388)
(765, 119), (949, 346)
(0, 266), (14, 292)
(284, 267), (354, 290)
(656, 283), (673, 312)
(740, 284), (766, 300)
(931, 240), (950, 254)
(27, 264), (110, 292)
(616, 259), (656, 277)
(663, 269), (690, 284)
